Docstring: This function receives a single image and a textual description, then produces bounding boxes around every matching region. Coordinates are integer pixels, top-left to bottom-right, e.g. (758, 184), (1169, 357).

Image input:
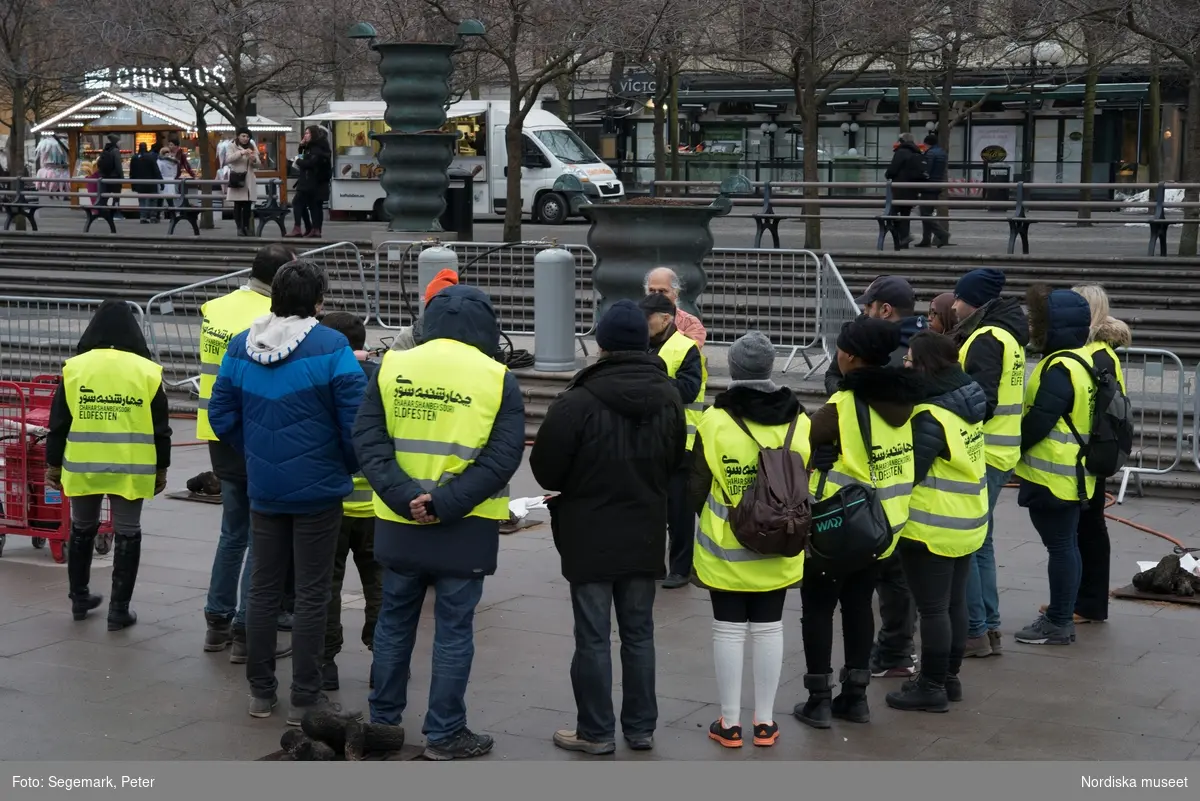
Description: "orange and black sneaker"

(753, 720), (780, 747)
(708, 718), (743, 748)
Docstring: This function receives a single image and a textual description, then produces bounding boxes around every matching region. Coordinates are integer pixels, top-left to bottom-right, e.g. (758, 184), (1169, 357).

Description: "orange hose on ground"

(1003, 482), (1186, 550)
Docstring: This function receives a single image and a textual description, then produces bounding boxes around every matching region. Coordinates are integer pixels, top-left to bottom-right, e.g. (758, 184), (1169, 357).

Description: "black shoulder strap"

(1042, 351), (1092, 502)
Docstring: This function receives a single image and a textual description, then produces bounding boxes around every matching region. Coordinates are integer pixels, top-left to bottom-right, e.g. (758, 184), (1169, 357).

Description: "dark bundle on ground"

(344, 719), (407, 761)
(302, 709), (350, 754)
(186, 471), (221, 495)
(278, 729), (335, 761)
(1132, 554), (1200, 597)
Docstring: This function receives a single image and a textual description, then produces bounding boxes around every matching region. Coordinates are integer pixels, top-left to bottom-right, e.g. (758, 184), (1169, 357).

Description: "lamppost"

(1004, 41), (1065, 182)
(347, 20), (485, 234)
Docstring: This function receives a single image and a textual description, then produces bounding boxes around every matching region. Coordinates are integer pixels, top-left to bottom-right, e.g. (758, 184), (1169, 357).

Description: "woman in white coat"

(224, 127), (260, 237)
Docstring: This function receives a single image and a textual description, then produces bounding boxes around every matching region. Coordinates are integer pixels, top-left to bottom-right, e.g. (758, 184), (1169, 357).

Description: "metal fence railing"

(1194, 364), (1200, 476)
(813, 253), (860, 379)
(0, 297), (145, 381)
(1112, 347), (1187, 504)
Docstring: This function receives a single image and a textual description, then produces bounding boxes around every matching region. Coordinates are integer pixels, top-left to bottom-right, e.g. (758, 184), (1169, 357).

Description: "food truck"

(299, 100), (624, 224)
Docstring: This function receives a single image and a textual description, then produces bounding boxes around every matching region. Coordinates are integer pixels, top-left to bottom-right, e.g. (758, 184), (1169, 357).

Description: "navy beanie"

(955, 268), (1006, 308)
(596, 300), (649, 353)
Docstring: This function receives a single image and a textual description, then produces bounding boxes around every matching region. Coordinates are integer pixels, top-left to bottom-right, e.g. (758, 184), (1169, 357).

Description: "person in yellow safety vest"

(352, 285), (525, 761)
(1065, 284), (1131, 625)
(316, 312), (384, 694)
(1013, 286), (1094, 647)
(793, 317), (925, 731)
(686, 332), (808, 750)
(44, 300), (172, 631)
(884, 332), (988, 714)
(199, 243), (297, 660)
(641, 292), (705, 590)
(950, 268), (1030, 659)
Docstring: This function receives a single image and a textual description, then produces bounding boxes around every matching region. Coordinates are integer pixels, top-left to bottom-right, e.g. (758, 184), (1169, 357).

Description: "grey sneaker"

(248, 694), (278, 719)
(1014, 615), (1075, 645)
(286, 694), (364, 727)
(553, 729), (616, 755)
(988, 628), (1003, 655)
(963, 635), (993, 658)
(424, 728), (494, 761)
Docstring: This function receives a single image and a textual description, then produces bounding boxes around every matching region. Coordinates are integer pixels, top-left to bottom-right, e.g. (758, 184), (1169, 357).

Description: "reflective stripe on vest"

(343, 473), (375, 518)
(372, 339), (510, 524)
(961, 325), (1025, 472)
(196, 288), (271, 441)
(808, 391), (915, 558)
(61, 349), (163, 501)
(657, 330), (706, 450)
(694, 407), (811, 592)
(1014, 348), (1096, 502)
(902, 404), (989, 557)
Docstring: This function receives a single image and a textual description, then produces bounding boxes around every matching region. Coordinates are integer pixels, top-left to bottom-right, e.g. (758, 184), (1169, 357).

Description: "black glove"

(811, 443), (839, 473)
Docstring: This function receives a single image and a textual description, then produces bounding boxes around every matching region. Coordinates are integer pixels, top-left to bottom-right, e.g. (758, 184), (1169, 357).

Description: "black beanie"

(639, 293), (676, 317)
(836, 317), (901, 366)
(596, 300), (649, 353)
(955, 268), (1006, 308)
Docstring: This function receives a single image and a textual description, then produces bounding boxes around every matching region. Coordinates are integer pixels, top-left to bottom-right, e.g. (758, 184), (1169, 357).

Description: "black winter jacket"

(649, 325), (703, 408)
(129, 152), (162, 192)
(295, 139), (333, 200)
(910, 367), (987, 486)
(953, 298), (1029, 424)
(530, 353), (686, 584)
(687, 385), (802, 515)
(886, 142), (927, 186)
(824, 314), (928, 395)
(353, 286), (526, 578)
(97, 143), (124, 181)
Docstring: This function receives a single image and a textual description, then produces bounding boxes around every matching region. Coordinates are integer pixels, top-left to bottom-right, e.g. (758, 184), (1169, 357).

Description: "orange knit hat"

(424, 269), (459, 305)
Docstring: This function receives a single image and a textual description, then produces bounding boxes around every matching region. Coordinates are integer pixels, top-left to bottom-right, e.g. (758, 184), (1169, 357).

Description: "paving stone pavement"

(1, 419), (1199, 761)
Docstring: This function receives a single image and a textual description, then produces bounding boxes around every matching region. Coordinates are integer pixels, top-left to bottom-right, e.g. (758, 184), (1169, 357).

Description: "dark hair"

(77, 299), (152, 360)
(304, 125), (328, 143)
(907, 331), (959, 375)
(168, 136), (180, 146)
(320, 311), (366, 350)
(137, 142), (148, 154)
(251, 243), (296, 285)
(924, 133), (938, 146)
(236, 126), (252, 139)
(270, 260), (327, 318)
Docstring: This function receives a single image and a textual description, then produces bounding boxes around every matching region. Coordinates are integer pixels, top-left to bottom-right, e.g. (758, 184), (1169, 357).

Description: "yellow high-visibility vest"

(343, 473), (375, 519)
(695, 408), (811, 592)
(902, 403), (989, 557)
(1082, 341), (1126, 391)
(61, 349), (163, 501)
(196, 288), (271, 440)
(373, 338), (510, 524)
(808, 390), (915, 559)
(1015, 348), (1097, 503)
(658, 329), (707, 450)
(961, 325), (1025, 472)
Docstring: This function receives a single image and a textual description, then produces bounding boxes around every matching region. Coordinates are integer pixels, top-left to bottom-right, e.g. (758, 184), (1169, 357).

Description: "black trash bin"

(439, 168), (474, 241)
(983, 163), (1011, 206)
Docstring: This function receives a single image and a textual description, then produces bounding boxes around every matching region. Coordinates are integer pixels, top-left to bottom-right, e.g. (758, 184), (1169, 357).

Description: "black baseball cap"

(856, 275), (915, 309)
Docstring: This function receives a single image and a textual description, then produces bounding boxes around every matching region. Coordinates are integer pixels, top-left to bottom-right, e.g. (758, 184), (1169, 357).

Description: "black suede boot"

(885, 674), (950, 713)
(831, 667), (872, 724)
(67, 526), (103, 620)
(107, 535), (141, 631)
(204, 613), (233, 652)
(793, 673), (834, 729)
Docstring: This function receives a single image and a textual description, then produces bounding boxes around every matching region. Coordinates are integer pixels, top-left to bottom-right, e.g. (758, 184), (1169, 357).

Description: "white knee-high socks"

(712, 620), (747, 726)
(750, 621), (784, 725)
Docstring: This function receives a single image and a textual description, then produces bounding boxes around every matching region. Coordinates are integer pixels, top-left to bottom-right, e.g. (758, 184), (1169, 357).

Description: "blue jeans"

(570, 578), (657, 742)
(370, 569), (484, 744)
(966, 465), (1011, 638)
(205, 480), (253, 627)
(138, 196), (157, 219)
(1029, 503), (1083, 628)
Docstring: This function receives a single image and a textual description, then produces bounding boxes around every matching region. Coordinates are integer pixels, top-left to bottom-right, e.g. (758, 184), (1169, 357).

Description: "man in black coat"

(885, 133), (928, 247)
(530, 300), (686, 756)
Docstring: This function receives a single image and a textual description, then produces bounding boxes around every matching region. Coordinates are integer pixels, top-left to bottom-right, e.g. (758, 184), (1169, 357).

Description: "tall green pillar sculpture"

(348, 21), (485, 233)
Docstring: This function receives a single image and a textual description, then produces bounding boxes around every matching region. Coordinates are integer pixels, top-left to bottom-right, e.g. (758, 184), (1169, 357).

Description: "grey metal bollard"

(534, 246), (577, 372)
(417, 244), (459, 299)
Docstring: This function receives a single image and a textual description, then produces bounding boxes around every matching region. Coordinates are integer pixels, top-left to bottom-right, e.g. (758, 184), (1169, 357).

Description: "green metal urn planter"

(578, 175), (752, 319)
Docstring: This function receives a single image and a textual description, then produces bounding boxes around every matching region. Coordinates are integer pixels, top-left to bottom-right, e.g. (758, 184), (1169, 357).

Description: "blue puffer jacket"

(354, 285), (526, 579)
(208, 315), (367, 514)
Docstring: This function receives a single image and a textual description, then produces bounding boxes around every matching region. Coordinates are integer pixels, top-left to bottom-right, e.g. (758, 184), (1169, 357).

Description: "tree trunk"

(800, 84), (821, 249)
(196, 112), (214, 230)
(1148, 49), (1162, 185)
(7, 78), (27, 231)
(668, 66), (680, 183)
(898, 84), (910, 133)
(652, 61), (668, 188)
(1077, 59), (1099, 224)
(502, 84), (526, 242)
(555, 72), (571, 123)
(1178, 65), (1200, 256)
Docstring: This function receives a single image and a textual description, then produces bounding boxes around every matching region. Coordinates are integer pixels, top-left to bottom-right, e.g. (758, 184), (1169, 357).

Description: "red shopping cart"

(0, 377), (113, 563)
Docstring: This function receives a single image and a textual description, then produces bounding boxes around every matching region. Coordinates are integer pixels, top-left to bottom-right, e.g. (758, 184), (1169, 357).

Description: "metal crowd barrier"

(0, 297), (145, 380)
(1112, 347), (1187, 504)
(1193, 364), (1200, 476)
(812, 253), (860, 378)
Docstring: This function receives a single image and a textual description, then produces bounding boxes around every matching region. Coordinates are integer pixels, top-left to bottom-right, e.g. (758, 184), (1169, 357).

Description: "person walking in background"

(1012, 285), (1094, 647)
(225, 127), (260, 237)
(950, 268), (1029, 658)
(289, 126), (333, 239)
(688, 332), (808, 749)
(642, 293), (706, 590)
(317, 311), (384, 692)
(929, 293), (957, 335)
(354, 285), (524, 761)
(158, 139), (194, 219)
(645, 267), (707, 347)
(794, 318), (925, 729)
(886, 332), (987, 713)
(130, 143), (162, 223)
(199, 244), (297, 663)
(531, 300), (685, 756)
(884, 132), (927, 247)
(208, 260), (368, 724)
(96, 134), (123, 208)
(915, 134), (950, 248)
(44, 300), (172, 630)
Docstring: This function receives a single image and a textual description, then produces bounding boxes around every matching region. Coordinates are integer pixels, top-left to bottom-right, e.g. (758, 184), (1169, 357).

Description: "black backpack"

(720, 414), (812, 558)
(1043, 351), (1134, 479)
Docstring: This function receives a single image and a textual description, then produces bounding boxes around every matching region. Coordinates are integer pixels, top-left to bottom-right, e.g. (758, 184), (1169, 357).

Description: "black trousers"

(710, 588), (787, 623)
(918, 190), (948, 243)
(247, 505), (342, 705)
(893, 190), (918, 240)
(800, 562), (879, 675)
(233, 200), (253, 233)
(873, 552), (916, 665)
(896, 538), (971, 685)
(324, 515), (383, 661)
(666, 459), (694, 578)
(1075, 487), (1110, 621)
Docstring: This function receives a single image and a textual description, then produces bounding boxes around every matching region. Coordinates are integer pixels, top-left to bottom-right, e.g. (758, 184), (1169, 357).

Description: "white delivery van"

(298, 100), (623, 224)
